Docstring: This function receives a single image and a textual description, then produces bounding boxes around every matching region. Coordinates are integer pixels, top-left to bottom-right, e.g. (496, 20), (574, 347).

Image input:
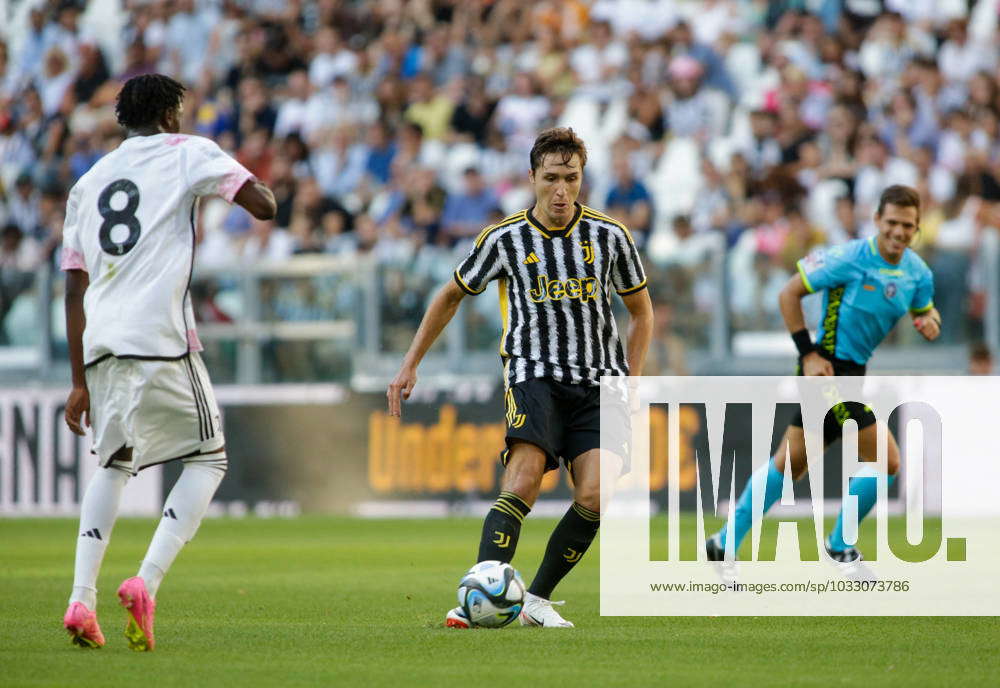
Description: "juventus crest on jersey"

(454, 203), (647, 387)
(61, 134), (253, 366)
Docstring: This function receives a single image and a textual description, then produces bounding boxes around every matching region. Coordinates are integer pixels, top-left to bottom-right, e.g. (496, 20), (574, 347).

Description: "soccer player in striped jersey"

(61, 75), (275, 650)
(388, 128), (653, 627)
(707, 185), (940, 577)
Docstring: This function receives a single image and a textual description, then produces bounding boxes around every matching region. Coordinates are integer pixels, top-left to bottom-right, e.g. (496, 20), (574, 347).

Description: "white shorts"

(85, 352), (224, 473)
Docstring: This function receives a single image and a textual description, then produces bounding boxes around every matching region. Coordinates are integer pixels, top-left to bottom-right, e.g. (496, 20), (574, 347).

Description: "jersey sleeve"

(59, 185), (86, 272)
(184, 137), (255, 203)
(910, 267), (935, 314)
(454, 229), (504, 295)
(610, 227), (647, 295)
(796, 244), (855, 293)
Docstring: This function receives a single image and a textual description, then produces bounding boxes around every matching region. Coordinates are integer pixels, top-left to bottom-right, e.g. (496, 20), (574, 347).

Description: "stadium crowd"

(1, 0), (999, 362)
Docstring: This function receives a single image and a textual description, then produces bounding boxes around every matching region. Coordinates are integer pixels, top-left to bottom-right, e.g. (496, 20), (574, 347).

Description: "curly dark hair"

(529, 127), (588, 172)
(115, 74), (186, 130)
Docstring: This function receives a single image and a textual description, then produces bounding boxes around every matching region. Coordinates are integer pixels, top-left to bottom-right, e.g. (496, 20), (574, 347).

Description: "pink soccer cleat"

(117, 577), (156, 651)
(64, 602), (106, 648)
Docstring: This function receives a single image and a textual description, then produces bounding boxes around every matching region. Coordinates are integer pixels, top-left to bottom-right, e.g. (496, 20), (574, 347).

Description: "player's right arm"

(388, 226), (505, 416)
(60, 184), (91, 435)
(64, 268), (91, 435)
(387, 280), (466, 417)
(783, 243), (859, 376)
(779, 271), (834, 377)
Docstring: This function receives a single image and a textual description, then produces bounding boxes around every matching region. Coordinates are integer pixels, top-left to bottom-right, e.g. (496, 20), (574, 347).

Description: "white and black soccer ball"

(457, 561), (525, 628)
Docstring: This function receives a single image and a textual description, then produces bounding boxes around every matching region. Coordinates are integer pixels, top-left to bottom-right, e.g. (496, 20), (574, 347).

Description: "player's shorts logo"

(505, 388), (526, 429)
(580, 240), (595, 264)
(884, 282), (897, 299)
(528, 274), (599, 303)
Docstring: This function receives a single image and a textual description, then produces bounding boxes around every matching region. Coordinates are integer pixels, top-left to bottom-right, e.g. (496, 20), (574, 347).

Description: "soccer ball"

(457, 561), (526, 628)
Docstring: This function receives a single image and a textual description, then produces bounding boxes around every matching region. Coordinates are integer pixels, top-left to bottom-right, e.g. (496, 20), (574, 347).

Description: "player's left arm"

(610, 225), (653, 376)
(911, 306), (941, 341)
(909, 269), (940, 341)
(621, 288), (653, 376)
(233, 179), (277, 220)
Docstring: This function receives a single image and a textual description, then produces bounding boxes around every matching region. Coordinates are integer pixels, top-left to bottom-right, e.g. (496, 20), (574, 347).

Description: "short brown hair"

(529, 127), (588, 172)
(876, 184), (921, 219)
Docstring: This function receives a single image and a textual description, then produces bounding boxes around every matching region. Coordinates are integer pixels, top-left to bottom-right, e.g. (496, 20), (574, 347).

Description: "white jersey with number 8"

(61, 133), (253, 366)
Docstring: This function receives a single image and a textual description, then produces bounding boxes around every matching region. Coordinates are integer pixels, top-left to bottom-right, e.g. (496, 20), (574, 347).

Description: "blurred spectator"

(449, 76), (496, 146)
(0, 223), (38, 344)
(273, 70), (313, 139)
(2, 0), (999, 360)
(932, 176), (980, 342)
(7, 174), (40, 237)
(665, 55), (716, 141)
(309, 27), (358, 89)
(404, 73), (454, 141)
(440, 167), (502, 244)
(495, 73), (549, 155)
(968, 342), (995, 375)
(312, 125), (367, 199)
(363, 121), (397, 186)
(644, 300), (689, 376)
(938, 19), (997, 84)
(605, 155), (652, 243)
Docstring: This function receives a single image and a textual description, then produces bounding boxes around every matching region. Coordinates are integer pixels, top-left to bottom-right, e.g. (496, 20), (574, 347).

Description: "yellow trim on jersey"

(525, 210), (552, 239)
(910, 301), (934, 315)
(617, 279), (648, 296)
(581, 206), (636, 244)
(797, 262), (816, 294)
(563, 207), (584, 237)
(474, 211), (526, 248)
(454, 268), (486, 295)
(525, 203), (582, 239)
(867, 237), (878, 256)
(498, 277), (509, 357)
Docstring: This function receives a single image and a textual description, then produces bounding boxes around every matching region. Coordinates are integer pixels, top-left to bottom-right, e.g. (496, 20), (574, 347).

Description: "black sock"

(477, 491), (531, 563)
(528, 502), (600, 599)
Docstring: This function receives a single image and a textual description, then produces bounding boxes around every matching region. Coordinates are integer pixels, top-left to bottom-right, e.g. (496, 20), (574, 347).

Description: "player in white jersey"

(61, 74), (276, 651)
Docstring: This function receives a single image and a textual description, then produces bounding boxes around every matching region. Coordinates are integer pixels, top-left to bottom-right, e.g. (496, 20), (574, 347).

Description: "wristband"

(792, 329), (814, 356)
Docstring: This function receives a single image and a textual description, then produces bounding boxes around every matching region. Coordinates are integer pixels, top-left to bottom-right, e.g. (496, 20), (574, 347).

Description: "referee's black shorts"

(789, 352), (876, 447)
(500, 377), (629, 473)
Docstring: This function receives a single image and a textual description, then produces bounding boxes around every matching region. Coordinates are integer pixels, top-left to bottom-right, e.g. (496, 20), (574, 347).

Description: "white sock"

(138, 459), (225, 598)
(70, 465), (130, 609)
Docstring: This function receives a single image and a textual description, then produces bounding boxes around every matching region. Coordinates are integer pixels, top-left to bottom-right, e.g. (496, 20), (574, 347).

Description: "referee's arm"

(621, 288), (653, 376)
(387, 280), (467, 417)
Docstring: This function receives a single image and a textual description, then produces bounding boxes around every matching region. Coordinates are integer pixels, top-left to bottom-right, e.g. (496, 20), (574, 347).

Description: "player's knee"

(182, 450), (227, 478)
(886, 453), (900, 476)
(573, 483), (601, 514)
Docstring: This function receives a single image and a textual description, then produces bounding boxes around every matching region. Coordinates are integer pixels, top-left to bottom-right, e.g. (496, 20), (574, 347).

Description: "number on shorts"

(98, 179), (141, 256)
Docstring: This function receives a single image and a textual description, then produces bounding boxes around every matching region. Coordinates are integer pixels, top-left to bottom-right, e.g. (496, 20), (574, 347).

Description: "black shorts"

(500, 377), (628, 473)
(790, 353), (876, 446)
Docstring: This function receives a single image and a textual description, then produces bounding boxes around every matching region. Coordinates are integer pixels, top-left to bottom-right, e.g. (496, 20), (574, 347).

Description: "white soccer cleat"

(825, 538), (879, 582)
(706, 533), (739, 588)
(519, 592), (574, 628)
(445, 606), (470, 629)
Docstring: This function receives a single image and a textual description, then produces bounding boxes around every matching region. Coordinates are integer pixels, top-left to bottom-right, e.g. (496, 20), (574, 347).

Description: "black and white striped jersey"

(454, 202), (647, 388)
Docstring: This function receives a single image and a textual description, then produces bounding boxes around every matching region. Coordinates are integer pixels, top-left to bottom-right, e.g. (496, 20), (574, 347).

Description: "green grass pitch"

(1, 516), (997, 687)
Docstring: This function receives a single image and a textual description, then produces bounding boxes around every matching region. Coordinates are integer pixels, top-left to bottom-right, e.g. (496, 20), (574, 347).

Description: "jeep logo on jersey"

(528, 275), (599, 303)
